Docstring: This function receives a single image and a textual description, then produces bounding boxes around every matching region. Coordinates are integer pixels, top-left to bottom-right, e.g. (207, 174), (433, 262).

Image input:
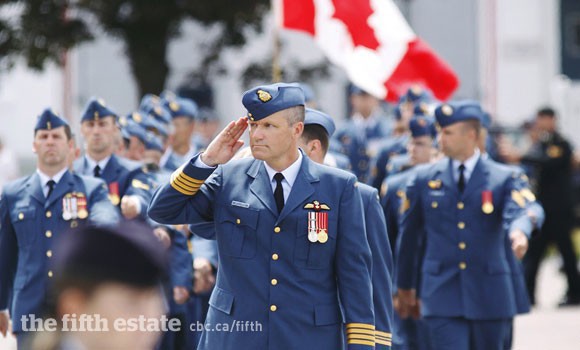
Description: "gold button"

(270, 305), (277, 312)
(431, 201), (438, 208)
(271, 279), (278, 286)
(458, 222), (465, 229)
(48, 271), (53, 278)
(18, 213), (24, 220)
(46, 250), (52, 258)
(236, 218), (241, 224)
(457, 202), (464, 210)
(458, 242), (466, 250)
(46, 211), (52, 218)
(459, 262), (467, 270)
(45, 230), (52, 238)
(272, 253), (279, 261)
(274, 227), (281, 233)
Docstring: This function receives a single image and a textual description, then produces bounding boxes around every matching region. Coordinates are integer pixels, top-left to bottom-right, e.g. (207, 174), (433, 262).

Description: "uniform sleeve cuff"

(169, 154), (215, 196)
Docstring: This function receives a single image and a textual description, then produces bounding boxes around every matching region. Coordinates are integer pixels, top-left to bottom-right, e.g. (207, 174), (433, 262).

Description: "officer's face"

(439, 122), (476, 159)
(350, 93), (379, 118)
(126, 136), (145, 161)
(171, 117), (195, 146)
(33, 127), (72, 168)
(248, 110), (303, 166)
(81, 117), (117, 154)
(408, 135), (433, 165)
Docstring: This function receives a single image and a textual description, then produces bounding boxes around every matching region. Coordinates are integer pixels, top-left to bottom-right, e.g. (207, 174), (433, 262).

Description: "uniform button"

(457, 202), (464, 210)
(431, 201), (438, 208)
(270, 305), (277, 312)
(18, 213), (24, 220)
(272, 253), (279, 261)
(457, 222), (465, 229)
(45, 230), (52, 238)
(48, 271), (53, 278)
(46, 250), (53, 258)
(274, 227), (281, 233)
(46, 211), (52, 218)
(458, 242), (466, 250)
(271, 279), (278, 286)
(236, 218), (241, 224)
(459, 262), (467, 270)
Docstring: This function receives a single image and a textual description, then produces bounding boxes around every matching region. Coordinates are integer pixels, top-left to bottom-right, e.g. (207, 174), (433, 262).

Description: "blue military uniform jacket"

(73, 154), (152, 218)
(0, 170), (119, 332)
(369, 135), (409, 190)
(149, 154), (376, 350)
(358, 183), (394, 349)
(396, 156), (531, 320)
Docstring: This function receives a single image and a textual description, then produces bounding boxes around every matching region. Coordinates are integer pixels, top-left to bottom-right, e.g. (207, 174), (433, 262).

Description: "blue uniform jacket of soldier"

(0, 170), (119, 332)
(396, 156), (531, 320)
(148, 153), (376, 350)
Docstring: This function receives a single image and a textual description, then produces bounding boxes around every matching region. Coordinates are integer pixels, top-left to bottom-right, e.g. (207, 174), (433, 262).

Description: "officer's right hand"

(394, 289), (417, 319)
(201, 117), (248, 167)
(0, 309), (10, 337)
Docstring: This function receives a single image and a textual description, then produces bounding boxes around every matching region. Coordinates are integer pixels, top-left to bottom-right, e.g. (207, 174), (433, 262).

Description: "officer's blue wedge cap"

(81, 97), (118, 122)
(410, 116), (437, 138)
(144, 131), (163, 152)
(434, 100), (483, 128)
(35, 109), (68, 131)
(305, 108), (336, 137)
(164, 97), (199, 120)
(242, 83), (305, 122)
(481, 112), (492, 130)
(52, 221), (168, 287)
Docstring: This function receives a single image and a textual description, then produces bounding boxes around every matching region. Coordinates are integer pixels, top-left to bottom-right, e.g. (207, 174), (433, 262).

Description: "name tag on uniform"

(231, 200), (250, 208)
(429, 190), (445, 196)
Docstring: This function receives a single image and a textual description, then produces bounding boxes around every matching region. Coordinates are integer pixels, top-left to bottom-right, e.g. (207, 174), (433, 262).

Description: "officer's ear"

(293, 121), (304, 139)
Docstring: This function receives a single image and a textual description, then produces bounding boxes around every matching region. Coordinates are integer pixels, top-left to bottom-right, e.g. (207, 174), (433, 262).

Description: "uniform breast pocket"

(10, 207), (38, 247)
(216, 205), (259, 259)
(294, 216), (337, 269)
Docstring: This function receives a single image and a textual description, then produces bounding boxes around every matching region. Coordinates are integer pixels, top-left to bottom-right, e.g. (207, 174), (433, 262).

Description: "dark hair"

(34, 125), (73, 141)
(301, 124), (329, 153)
(537, 106), (556, 118)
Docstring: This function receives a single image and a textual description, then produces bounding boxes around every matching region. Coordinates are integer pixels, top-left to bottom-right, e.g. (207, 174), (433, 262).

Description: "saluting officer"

(148, 83), (375, 350)
(0, 110), (119, 346)
(73, 98), (153, 220)
(395, 101), (532, 350)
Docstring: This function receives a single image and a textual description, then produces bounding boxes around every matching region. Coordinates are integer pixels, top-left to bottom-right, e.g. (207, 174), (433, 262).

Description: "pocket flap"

(11, 207), (36, 222)
(314, 303), (342, 326)
(209, 287), (234, 315)
(218, 205), (259, 229)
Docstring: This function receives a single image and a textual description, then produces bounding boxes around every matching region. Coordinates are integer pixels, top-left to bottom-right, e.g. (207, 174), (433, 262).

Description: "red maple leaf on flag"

(331, 0), (380, 50)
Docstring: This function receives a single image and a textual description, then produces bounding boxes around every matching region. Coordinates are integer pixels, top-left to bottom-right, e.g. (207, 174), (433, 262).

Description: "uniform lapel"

(45, 170), (74, 209)
(248, 159), (278, 216)
(463, 157), (488, 198)
(436, 158), (459, 198)
(102, 154), (121, 185)
(26, 173), (45, 205)
(277, 156), (318, 223)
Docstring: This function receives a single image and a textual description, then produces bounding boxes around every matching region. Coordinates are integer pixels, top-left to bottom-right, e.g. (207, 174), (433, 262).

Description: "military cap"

(144, 131), (163, 152)
(81, 97), (118, 122)
(159, 90), (177, 102)
(35, 108), (68, 131)
(51, 221), (168, 287)
(127, 112), (168, 138)
(242, 82), (305, 121)
(401, 85), (432, 104)
(139, 93), (162, 110)
(163, 97), (198, 120)
(305, 108), (336, 137)
(413, 102), (430, 117)
(140, 97), (171, 125)
(410, 116), (437, 138)
(123, 118), (148, 145)
(481, 112), (492, 130)
(393, 105), (402, 121)
(434, 100), (483, 128)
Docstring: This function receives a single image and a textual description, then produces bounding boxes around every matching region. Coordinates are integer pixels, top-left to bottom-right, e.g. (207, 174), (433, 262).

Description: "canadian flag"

(276, 0), (459, 102)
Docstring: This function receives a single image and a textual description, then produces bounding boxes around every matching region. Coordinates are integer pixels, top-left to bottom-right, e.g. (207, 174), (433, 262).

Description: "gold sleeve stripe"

(173, 173), (204, 188)
(346, 328), (376, 336)
(346, 323), (375, 330)
(347, 339), (375, 346)
(376, 338), (392, 346)
(173, 176), (202, 192)
(170, 181), (196, 196)
(177, 167), (205, 184)
(347, 333), (375, 341)
(375, 330), (392, 339)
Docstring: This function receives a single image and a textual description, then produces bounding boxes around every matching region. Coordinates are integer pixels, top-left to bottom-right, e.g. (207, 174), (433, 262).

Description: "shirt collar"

(85, 154), (111, 172)
(36, 167), (68, 186)
(263, 151), (303, 188)
(452, 148), (480, 173)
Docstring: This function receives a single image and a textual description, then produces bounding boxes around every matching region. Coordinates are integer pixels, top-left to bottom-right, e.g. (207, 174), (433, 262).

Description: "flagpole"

(271, 0), (282, 82)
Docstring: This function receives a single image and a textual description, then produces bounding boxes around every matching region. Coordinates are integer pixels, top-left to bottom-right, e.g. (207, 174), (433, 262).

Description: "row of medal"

(308, 211), (329, 243)
(62, 192), (88, 220)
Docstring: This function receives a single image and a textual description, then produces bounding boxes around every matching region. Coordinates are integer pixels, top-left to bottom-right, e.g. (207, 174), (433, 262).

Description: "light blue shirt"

(451, 148), (480, 184)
